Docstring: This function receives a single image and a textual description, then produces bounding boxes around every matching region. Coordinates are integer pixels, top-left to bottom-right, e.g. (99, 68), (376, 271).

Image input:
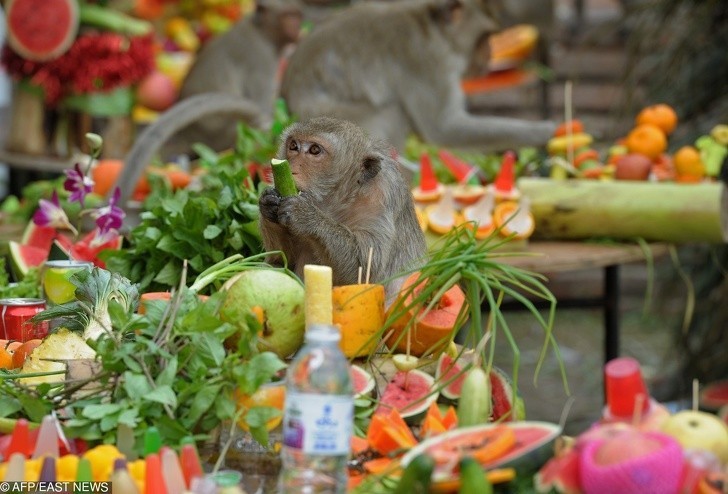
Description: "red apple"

(614, 153), (653, 180)
(137, 70), (178, 112)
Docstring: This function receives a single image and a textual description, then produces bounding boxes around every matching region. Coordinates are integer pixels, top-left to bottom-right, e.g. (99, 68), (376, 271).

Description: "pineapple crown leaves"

(32, 267), (140, 337)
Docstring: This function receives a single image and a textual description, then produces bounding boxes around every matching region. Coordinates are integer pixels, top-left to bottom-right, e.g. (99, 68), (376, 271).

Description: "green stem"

(79, 3), (152, 36)
(0, 417), (40, 434)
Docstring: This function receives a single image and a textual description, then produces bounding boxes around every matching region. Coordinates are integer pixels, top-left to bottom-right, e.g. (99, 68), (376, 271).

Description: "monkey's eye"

(288, 140), (299, 152)
(309, 143), (322, 155)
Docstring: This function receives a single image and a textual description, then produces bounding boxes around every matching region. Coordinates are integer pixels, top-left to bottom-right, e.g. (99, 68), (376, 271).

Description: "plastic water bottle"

(279, 324), (354, 493)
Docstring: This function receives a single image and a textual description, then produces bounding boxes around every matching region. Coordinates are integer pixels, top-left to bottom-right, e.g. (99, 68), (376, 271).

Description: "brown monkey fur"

(161, 0), (302, 157)
(259, 117), (427, 299)
(281, 0), (555, 153)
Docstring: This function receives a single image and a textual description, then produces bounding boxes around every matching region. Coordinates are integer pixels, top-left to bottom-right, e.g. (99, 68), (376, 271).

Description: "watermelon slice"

(8, 241), (47, 278)
(6, 0), (79, 62)
(401, 421), (562, 483)
(351, 365), (375, 400)
(375, 369), (438, 423)
(435, 353), (526, 421)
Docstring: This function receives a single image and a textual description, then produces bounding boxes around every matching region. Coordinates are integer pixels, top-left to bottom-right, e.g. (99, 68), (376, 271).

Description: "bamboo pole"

(519, 178), (726, 244)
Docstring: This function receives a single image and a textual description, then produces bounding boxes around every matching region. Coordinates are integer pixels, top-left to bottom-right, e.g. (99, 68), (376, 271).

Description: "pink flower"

(92, 187), (125, 234)
(33, 191), (75, 232)
(64, 163), (95, 205)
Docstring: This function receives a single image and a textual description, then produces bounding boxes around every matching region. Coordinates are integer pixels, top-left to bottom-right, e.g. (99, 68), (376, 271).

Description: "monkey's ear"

(359, 156), (381, 185)
(430, 0), (464, 24)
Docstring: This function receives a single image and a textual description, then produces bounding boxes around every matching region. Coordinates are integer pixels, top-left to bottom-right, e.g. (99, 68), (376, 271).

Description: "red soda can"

(0, 298), (49, 342)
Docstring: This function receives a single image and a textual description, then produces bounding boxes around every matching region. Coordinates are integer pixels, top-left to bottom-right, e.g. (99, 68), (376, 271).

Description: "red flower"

(1, 32), (155, 106)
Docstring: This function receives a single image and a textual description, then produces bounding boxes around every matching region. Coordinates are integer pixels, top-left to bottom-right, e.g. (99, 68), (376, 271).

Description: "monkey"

(280, 0), (556, 154)
(160, 0), (303, 158)
(258, 117), (427, 300)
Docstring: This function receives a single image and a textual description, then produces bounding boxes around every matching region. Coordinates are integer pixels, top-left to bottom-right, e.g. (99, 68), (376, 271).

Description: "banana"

(457, 366), (492, 427)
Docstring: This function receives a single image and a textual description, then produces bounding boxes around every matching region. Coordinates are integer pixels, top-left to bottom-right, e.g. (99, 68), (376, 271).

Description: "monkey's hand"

(259, 187), (282, 223)
(278, 192), (327, 235)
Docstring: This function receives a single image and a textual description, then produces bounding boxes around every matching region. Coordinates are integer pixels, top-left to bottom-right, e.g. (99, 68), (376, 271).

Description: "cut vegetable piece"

(438, 150), (478, 184)
(493, 151), (518, 196)
(271, 158), (298, 197)
(452, 184), (486, 206)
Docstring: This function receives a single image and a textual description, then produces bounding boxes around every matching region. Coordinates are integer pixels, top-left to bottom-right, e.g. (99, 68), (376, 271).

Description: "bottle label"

(282, 392), (354, 455)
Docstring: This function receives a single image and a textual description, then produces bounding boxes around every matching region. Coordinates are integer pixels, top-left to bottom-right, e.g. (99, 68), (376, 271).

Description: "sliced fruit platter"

(411, 150), (536, 243)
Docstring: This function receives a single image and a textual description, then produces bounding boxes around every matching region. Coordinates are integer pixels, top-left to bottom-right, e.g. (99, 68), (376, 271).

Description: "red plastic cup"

(604, 357), (650, 418)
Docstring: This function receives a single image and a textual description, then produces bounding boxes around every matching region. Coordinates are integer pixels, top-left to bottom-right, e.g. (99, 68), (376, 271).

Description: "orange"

(12, 339), (42, 369)
(235, 383), (286, 432)
(636, 104), (678, 135)
(92, 159), (124, 196)
(0, 348), (12, 369)
(673, 145), (705, 181)
(625, 124), (668, 159)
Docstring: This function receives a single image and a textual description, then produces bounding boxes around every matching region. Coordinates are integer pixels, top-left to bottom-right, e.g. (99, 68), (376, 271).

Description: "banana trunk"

(519, 178), (727, 243)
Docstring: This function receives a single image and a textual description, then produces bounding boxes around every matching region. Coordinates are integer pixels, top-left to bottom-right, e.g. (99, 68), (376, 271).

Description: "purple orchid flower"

(63, 163), (94, 205)
(33, 191), (75, 232)
(93, 187), (125, 234)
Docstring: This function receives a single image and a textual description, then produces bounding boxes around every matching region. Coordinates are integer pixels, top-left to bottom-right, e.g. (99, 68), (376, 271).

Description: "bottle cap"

(604, 357), (650, 418)
(306, 324), (341, 343)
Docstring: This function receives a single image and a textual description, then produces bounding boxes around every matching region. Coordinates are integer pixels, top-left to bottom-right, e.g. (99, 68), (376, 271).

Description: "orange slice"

(452, 184), (486, 206)
(425, 190), (463, 235)
(493, 199), (535, 240)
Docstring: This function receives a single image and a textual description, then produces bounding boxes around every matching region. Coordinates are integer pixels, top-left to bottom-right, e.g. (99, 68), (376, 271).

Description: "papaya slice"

(386, 272), (467, 357)
(351, 435), (369, 456)
(366, 410), (417, 455)
(426, 425), (516, 466)
(441, 406), (458, 430)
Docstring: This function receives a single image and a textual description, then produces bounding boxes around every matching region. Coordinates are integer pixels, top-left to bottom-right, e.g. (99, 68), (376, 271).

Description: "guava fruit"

(220, 269), (305, 359)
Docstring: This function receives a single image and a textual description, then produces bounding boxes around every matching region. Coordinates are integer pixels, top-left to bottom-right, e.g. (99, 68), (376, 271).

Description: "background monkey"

(281, 0), (555, 153)
(259, 117), (427, 298)
(161, 0), (303, 157)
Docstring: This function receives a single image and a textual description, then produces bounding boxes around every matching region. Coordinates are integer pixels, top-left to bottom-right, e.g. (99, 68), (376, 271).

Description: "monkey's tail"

(115, 93), (270, 206)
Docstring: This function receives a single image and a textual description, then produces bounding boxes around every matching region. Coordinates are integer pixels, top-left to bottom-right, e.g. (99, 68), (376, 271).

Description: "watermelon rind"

(700, 379), (728, 411)
(351, 364), (376, 400)
(376, 369), (439, 424)
(400, 421), (562, 482)
(6, 0), (80, 62)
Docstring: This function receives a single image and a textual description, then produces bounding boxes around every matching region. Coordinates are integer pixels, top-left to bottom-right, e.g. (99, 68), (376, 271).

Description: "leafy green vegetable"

(0, 265), (41, 298)
(2, 267), (286, 453)
(104, 164), (264, 293)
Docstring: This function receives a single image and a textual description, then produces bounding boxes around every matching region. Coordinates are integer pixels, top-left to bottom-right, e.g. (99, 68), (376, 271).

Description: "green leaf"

(236, 352), (287, 395)
(203, 225), (223, 240)
(0, 397), (22, 417)
(193, 333), (226, 368)
(144, 385), (177, 408)
(244, 406), (281, 448)
(153, 260), (181, 286)
(100, 412), (120, 432)
(18, 395), (51, 423)
(82, 403), (123, 420)
(124, 372), (152, 399)
(156, 357), (178, 387)
(182, 383), (222, 428)
(117, 408), (139, 428)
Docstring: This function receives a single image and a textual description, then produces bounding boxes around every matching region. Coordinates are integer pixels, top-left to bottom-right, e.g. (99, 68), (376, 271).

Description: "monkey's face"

(283, 134), (333, 192)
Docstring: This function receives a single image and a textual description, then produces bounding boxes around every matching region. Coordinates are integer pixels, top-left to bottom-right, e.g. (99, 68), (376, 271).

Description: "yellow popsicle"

(304, 264), (333, 327)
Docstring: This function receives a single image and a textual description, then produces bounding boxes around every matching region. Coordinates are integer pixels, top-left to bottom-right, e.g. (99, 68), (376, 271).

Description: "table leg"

(604, 265), (620, 363)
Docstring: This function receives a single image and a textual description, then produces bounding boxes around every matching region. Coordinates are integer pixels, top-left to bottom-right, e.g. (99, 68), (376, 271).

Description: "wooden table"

(496, 241), (669, 365)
